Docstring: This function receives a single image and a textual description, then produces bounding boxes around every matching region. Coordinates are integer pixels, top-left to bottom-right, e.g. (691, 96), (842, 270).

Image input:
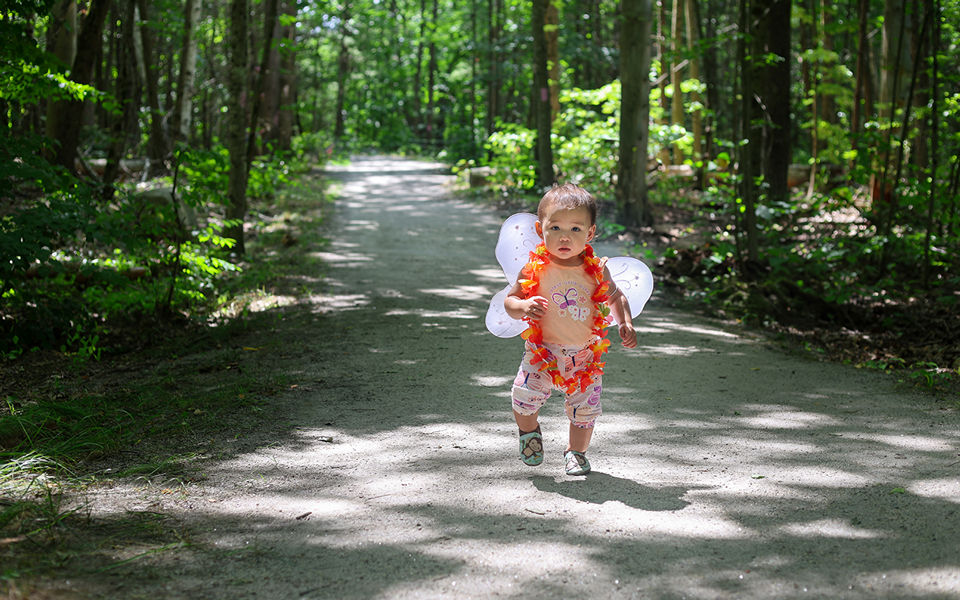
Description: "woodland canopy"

(1, 0), (959, 371)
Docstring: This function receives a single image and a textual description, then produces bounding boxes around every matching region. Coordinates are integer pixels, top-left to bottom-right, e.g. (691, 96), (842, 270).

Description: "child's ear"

(587, 224), (596, 241)
(535, 220), (544, 239)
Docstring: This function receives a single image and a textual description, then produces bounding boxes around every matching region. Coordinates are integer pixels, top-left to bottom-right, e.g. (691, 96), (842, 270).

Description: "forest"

(1, 0), (958, 371)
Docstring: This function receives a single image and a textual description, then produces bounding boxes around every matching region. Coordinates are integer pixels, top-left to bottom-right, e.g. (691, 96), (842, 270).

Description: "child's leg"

(563, 377), (602, 475)
(512, 361), (551, 466)
(567, 423), (594, 453)
(514, 410), (540, 434)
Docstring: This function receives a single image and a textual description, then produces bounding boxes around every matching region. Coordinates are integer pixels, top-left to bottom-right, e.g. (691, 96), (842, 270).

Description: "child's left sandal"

(564, 450), (591, 475)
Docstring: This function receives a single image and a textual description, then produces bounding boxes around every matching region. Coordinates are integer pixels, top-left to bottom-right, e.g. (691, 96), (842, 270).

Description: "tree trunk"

(51, 0), (111, 172)
(670, 0), (684, 166)
(879, 0), (912, 122)
(44, 0), (77, 142)
(617, 0), (654, 228)
(277, 0), (298, 152)
(246, 0), (279, 164)
(486, 0), (501, 140)
(426, 0), (439, 147)
(737, 0), (758, 263)
(103, 0), (140, 186)
(226, 0), (250, 255)
(702, 0), (720, 159)
(136, 0), (170, 170)
(413, 0), (426, 137)
(334, 3), (350, 141)
(173, 0), (203, 145)
(684, 0), (703, 168)
(760, 0), (792, 204)
(656, 2), (670, 166)
(259, 0), (282, 147)
(532, 0), (555, 187)
(875, 0), (912, 207)
(545, 0), (560, 120)
(851, 0), (872, 135)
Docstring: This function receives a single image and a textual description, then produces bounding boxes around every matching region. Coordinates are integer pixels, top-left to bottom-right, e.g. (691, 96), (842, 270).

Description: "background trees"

(2, 0), (959, 358)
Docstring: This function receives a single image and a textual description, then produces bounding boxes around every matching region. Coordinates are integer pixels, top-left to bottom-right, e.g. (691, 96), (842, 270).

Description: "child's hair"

(537, 183), (598, 225)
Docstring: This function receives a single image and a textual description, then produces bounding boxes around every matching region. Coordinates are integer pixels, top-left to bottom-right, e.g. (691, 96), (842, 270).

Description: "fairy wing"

(606, 256), (654, 319)
(485, 213), (539, 338)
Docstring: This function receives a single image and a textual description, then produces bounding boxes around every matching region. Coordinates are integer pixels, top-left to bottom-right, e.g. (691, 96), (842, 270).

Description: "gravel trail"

(72, 156), (960, 599)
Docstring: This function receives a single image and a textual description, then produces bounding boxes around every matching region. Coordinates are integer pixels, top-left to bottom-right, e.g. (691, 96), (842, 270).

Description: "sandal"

(519, 431), (544, 466)
(564, 450), (591, 475)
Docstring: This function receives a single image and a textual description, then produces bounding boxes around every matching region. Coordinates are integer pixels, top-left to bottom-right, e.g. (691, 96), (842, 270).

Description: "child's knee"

(512, 385), (548, 415)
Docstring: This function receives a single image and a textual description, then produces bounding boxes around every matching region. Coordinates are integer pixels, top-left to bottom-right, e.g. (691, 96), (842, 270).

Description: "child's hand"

(619, 323), (637, 348)
(523, 296), (549, 321)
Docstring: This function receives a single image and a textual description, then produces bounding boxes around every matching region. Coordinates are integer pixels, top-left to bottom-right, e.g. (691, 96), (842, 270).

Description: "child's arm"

(504, 281), (548, 321)
(603, 265), (637, 349)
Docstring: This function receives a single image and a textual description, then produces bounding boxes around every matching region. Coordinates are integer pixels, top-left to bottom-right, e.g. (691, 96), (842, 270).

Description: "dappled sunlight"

(471, 374), (514, 388)
(419, 285), (495, 301)
(780, 518), (886, 539)
(383, 308), (477, 320)
(858, 433), (956, 452)
(634, 343), (711, 356)
(736, 410), (843, 429)
(638, 316), (741, 339)
(909, 477), (960, 503)
(310, 249), (375, 264)
(470, 267), (506, 282)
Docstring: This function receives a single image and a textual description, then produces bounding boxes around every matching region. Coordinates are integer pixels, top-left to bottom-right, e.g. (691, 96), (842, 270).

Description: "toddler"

(503, 183), (636, 475)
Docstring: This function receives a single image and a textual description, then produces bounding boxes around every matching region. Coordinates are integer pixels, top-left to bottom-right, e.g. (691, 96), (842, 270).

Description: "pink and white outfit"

(511, 262), (606, 428)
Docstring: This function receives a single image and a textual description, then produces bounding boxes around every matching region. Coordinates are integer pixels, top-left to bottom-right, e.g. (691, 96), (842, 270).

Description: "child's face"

(535, 204), (596, 265)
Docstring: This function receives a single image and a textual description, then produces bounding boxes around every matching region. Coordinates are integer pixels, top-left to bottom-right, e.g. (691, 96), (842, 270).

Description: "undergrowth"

(0, 158), (332, 590)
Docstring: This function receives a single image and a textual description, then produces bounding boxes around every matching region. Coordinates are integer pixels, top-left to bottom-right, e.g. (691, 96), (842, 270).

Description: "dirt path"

(65, 157), (959, 599)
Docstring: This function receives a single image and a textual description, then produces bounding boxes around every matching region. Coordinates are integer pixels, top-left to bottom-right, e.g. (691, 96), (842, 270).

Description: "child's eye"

(572, 227), (581, 232)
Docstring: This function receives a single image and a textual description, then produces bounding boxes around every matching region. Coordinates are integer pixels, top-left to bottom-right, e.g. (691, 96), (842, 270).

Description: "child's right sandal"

(519, 431), (544, 466)
(564, 450), (591, 475)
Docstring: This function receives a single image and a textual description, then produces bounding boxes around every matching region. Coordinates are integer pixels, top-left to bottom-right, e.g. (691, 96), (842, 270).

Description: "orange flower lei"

(519, 243), (612, 395)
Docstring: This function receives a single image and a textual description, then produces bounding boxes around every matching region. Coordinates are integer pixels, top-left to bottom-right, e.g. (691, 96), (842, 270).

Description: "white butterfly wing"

(495, 213), (540, 284)
(485, 213), (539, 338)
(606, 256), (654, 318)
(485, 284), (528, 338)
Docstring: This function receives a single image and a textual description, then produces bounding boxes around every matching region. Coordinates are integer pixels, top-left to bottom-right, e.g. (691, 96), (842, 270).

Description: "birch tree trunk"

(617, 0), (654, 228)
(225, 0), (250, 255)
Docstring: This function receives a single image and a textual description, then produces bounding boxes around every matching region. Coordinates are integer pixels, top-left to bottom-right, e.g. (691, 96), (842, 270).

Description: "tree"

(49, 0), (111, 171)
(532, 0), (555, 187)
(172, 0), (203, 146)
(751, 0), (791, 205)
(137, 0), (170, 170)
(617, 0), (654, 228)
(226, 0), (250, 254)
